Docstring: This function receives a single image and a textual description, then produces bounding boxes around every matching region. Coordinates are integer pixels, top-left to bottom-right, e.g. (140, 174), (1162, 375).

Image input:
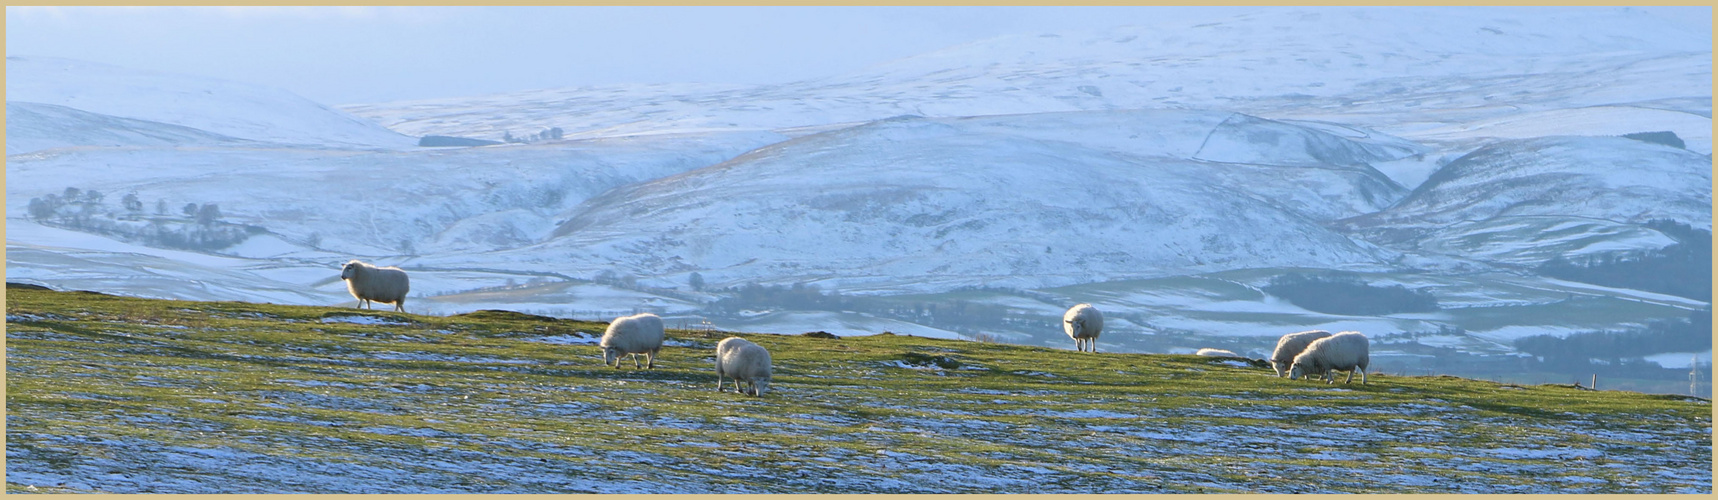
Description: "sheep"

(339, 260), (410, 312)
(1270, 330), (1333, 377)
(713, 336), (772, 396)
(600, 313), (666, 369)
(1288, 331), (1370, 384)
(1063, 303), (1105, 353)
(1195, 348), (1241, 357)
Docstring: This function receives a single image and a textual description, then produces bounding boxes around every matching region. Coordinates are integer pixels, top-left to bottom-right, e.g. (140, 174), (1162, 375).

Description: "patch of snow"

(521, 334), (598, 345)
(1644, 351), (1712, 369)
(320, 315), (411, 326)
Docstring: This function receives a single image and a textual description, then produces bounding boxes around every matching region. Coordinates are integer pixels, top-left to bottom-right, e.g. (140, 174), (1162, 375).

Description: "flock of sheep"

(340, 260), (774, 395)
(339, 261), (1369, 398)
(1063, 303), (1370, 384)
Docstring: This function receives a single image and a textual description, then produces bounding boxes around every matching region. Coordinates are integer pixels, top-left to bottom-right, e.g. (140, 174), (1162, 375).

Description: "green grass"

(5, 287), (1710, 493)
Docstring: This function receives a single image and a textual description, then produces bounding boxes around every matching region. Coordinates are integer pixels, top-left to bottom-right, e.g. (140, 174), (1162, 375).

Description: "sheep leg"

(716, 373), (727, 392)
(1344, 369), (1354, 384)
(732, 378), (743, 393)
(631, 353), (642, 369)
(646, 349), (657, 369)
(1091, 340), (1098, 353)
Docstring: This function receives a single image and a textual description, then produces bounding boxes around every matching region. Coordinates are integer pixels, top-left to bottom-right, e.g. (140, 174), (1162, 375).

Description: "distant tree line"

(1536, 219), (1711, 301)
(1514, 308), (1711, 370)
(1621, 130), (1685, 149)
(419, 135), (501, 147)
(24, 186), (260, 251)
(1261, 272), (1439, 315)
(503, 127), (564, 144)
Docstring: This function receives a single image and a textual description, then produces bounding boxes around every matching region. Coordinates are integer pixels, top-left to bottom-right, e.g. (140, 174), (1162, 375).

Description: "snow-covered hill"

(5, 102), (260, 155)
(343, 7), (1710, 151)
(1342, 136), (1711, 268)
(6, 56), (416, 149)
(1365, 136), (1710, 228)
(6, 130), (790, 256)
(401, 111), (1410, 292)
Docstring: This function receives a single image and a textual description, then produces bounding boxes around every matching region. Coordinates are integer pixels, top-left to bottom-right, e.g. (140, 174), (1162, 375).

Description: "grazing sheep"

(714, 336), (772, 396)
(1289, 331), (1370, 384)
(1270, 330), (1333, 377)
(601, 313), (666, 369)
(1196, 348), (1241, 357)
(339, 260), (410, 312)
(1063, 303), (1105, 353)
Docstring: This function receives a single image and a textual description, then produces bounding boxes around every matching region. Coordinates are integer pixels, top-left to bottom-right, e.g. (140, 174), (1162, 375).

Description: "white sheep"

(714, 336), (772, 396)
(601, 313), (666, 369)
(1270, 330), (1333, 377)
(1289, 331), (1370, 384)
(1195, 348), (1241, 357)
(339, 260), (410, 312)
(1063, 303), (1105, 353)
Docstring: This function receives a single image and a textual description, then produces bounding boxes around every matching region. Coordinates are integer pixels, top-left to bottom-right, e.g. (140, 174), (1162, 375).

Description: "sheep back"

(1195, 348), (1240, 357)
(1289, 331), (1369, 384)
(1063, 303), (1104, 340)
(1270, 330), (1333, 377)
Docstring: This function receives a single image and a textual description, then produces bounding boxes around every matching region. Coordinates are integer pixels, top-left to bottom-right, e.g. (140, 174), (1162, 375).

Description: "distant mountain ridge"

(6, 56), (416, 150)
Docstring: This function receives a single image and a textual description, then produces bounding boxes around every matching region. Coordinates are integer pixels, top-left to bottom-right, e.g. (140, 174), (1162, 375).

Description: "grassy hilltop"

(5, 286), (1711, 493)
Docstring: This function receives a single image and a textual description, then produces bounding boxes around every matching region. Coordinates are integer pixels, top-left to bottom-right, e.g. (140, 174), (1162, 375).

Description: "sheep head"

(340, 260), (361, 280)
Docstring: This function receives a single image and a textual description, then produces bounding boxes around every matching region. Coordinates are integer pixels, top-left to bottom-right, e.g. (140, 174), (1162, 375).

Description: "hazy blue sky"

(6, 6), (1265, 105)
(8, 6), (1708, 106)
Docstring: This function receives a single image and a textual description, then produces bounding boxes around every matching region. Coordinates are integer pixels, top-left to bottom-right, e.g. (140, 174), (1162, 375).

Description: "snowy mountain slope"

(5, 130), (790, 256)
(1409, 216), (1683, 267)
(920, 110), (1420, 220)
(1342, 136), (1711, 267)
(343, 7), (1709, 149)
(6, 56), (415, 149)
(1410, 105), (1712, 154)
(336, 82), (761, 141)
(5, 102), (259, 155)
(407, 112), (1407, 292)
(1350, 136), (1712, 232)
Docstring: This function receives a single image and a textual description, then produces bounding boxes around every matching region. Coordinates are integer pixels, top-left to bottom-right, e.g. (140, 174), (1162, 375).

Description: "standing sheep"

(601, 312), (666, 369)
(1195, 348), (1241, 357)
(1288, 331), (1370, 384)
(1270, 330), (1333, 377)
(714, 336), (772, 396)
(1063, 303), (1105, 353)
(339, 260), (410, 312)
